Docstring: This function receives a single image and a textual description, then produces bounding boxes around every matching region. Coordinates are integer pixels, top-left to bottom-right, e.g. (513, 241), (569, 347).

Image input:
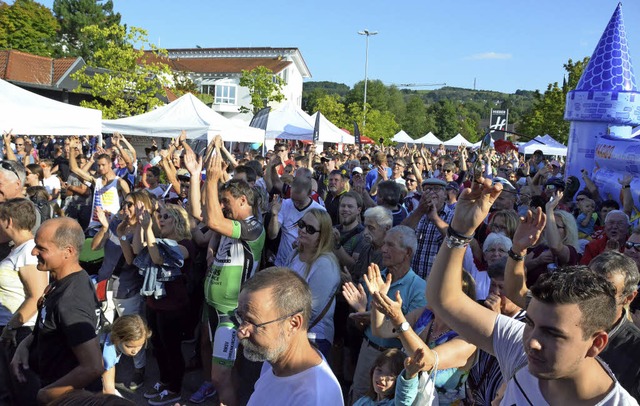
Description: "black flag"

(313, 112), (321, 142)
(249, 107), (271, 130)
(354, 121), (361, 146)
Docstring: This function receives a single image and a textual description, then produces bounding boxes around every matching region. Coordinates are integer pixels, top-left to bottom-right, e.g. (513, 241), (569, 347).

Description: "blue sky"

(37, 0), (640, 93)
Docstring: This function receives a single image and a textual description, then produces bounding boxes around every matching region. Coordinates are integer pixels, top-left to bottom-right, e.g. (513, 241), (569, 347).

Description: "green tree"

(313, 94), (349, 128)
(429, 100), (459, 140)
(401, 95), (428, 138)
(347, 103), (399, 145)
(52, 0), (121, 60)
(71, 24), (172, 119)
(516, 57), (589, 143)
(238, 66), (286, 114)
(0, 0), (58, 56)
(346, 80), (389, 112)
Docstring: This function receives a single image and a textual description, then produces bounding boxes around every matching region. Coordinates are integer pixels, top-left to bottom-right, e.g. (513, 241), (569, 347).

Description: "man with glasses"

(581, 210), (630, 265)
(237, 267), (343, 405)
(402, 178), (453, 279)
(325, 169), (348, 225)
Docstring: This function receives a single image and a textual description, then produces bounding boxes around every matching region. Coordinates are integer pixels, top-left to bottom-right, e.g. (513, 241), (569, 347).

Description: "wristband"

(623, 185), (630, 189)
(445, 227), (471, 249)
(508, 248), (525, 261)
(447, 225), (473, 242)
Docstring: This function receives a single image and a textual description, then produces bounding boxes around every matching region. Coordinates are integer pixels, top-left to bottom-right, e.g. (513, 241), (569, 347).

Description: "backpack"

(31, 198), (53, 223)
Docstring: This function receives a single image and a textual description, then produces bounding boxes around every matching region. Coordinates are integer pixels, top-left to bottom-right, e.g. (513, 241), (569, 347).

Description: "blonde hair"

(109, 314), (151, 349)
(553, 210), (579, 250)
(163, 203), (192, 241)
(298, 208), (338, 278)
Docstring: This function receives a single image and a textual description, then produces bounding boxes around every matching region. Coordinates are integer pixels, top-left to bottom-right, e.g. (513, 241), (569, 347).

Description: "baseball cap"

(492, 176), (516, 192)
(352, 167), (363, 174)
(421, 178), (447, 187)
(176, 168), (191, 180)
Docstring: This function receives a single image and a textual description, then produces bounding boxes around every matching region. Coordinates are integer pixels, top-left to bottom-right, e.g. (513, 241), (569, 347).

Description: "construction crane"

(392, 83), (447, 88)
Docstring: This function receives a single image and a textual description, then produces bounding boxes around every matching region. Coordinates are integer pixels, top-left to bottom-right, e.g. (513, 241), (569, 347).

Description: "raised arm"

(505, 207), (546, 309)
(2, 131), (17, 161)
(69, 137), (95, 184)
(183, 144), (205, 221)
(205, 136), (237, 238)
(426, 178), (503, 355)
(158, 149), (181, 195)
(619, 174), (634, 217)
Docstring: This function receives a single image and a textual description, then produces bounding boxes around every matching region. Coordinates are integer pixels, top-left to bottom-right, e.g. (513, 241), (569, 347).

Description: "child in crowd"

(354, 348), (422, 406)
(102, 315), (152, 396)
(576, 198), (597, 239)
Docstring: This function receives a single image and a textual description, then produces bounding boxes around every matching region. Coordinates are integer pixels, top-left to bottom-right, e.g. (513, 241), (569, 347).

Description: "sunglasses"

(1, 161), (20, 180)
(406, 179), (417, 183)
(443, 169), (452, 173)
(625, 241), (640, 251)
(297, 219), (319, 235)
(160, 213), (171, 220)
(125, 201), (135, 208)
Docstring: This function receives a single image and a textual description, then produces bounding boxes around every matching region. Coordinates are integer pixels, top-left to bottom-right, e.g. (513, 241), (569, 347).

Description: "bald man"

(11, 218), (103, 404)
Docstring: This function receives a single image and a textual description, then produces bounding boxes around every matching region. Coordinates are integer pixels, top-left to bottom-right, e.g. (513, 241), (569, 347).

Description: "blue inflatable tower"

(564, 3), (640, 188)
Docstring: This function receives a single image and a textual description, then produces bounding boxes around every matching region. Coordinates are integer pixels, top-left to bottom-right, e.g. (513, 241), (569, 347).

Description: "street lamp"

(358, 29), (378, 130)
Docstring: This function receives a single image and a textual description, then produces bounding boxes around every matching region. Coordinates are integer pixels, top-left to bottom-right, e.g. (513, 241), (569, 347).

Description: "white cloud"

(466, 52), (512, 60)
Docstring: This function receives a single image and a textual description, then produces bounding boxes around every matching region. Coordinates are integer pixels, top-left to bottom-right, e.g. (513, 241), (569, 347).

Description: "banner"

(249, 106), (271, 130)
(353, 121), (361, 146)
(489, 109), (508, 131)
(312, 112), (320, 142)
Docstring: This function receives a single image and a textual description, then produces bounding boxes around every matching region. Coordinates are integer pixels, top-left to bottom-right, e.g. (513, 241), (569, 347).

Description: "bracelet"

(447, 225), (473, 242)
(445, 227), (472, 249)
(508, 248), (525, 261)
(623, 185), (630, 189)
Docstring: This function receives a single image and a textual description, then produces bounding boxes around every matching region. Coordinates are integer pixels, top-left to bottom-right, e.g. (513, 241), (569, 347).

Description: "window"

(201, 85), (215, 95)
(215, 85), (237, 105)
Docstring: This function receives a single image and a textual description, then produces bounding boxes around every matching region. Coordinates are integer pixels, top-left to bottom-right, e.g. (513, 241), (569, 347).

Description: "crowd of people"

(0, 129), (639, 405)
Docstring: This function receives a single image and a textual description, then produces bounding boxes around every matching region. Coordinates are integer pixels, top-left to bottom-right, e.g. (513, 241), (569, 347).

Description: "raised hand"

(404, 347), (430, 379)
(363, 263), (392, 296)
(183, 147), (202, 176)
(450, 177), (503, 237)
(95, 206), (110, 228)
(512, 207), (546, 253)
(545, 190), (563, 212)
(371, 290), (404, 325)
(342, 282), (367, 312)
(618, 173), (633, 188)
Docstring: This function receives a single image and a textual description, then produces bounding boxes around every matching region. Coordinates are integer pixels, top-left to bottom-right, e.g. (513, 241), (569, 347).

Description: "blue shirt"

(365, 167), (393, 192)
(364, 268), (427, 349)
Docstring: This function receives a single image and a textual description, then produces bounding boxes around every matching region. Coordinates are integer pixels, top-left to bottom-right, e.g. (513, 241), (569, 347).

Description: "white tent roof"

(518, 138), (567, 156)
(536, 134), (566, 149)
(392, 130), (416, 143)
(102, 93), (264, 143)
(443, 133), (471, 148)
(1, 78), (102, 135)
(414, 131), (442, 146)
(310, 112), (355, 144)
(265, 103), (315, 141)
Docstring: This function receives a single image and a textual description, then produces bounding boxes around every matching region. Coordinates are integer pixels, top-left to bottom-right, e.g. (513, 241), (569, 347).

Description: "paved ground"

(115, 340), (262, 406)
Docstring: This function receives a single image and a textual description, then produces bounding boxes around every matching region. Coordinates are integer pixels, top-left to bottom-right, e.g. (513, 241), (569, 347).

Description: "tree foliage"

(0, 0), (58, 56)
(52, 0), (121, 60)
(313, 94), (349, 129)
(71, 24), (172, 119)
(516, 57), (589, 143)
(238, 66), (285, 115)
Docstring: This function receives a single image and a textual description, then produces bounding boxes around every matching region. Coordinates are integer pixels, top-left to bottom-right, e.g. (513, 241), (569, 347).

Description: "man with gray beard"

(235, 267), (343, 406)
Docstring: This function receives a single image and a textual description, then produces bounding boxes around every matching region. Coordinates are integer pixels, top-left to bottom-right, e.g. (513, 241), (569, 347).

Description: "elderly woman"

(367, 265), (478, 405)
(483, 232), (512, 268)
(286, 208), (340, 359)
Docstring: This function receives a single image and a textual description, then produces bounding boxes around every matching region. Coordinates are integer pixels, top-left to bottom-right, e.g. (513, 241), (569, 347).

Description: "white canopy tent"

(265, 103), (315, 141)
(1, 78), (102, 135)
(443, 133), (471, 148)
(536, 134), (567, 149)
(102, 93), (264, 143)
(414, 131), (442, 147)
(518, 138), (567, 156)
(310, 112), (355, 145)
(392, 130), (417, 144)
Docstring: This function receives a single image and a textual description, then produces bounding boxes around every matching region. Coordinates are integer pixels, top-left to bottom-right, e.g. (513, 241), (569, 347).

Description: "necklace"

(426, 320), (451, 346)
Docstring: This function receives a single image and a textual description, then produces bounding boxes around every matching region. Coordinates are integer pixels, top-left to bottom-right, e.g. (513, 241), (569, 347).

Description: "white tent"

(392, 130), (417, 144)
(310, 112), (355, 144)
(265, 103), (315, 141)
(518, 138), (567, 156)
(1, 78), (102, 135)
(414, 131), (442, 147)
(102, 93), (264, 143)
(536, 134), (567, 149)
(443, 133), (471, 148)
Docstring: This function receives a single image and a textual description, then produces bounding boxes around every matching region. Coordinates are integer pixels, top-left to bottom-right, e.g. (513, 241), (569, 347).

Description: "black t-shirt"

(53, 156), (70, 182)
(31, 270), (100, 386)
(325, 191), (344, 226)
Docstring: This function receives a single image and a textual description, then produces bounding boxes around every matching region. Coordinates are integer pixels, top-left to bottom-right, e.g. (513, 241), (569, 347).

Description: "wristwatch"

(395, 321), (411, 333)
(120, 235), (128, 242)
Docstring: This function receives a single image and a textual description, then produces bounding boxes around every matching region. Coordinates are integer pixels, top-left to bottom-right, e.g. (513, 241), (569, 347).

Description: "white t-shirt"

(493, 314), (638, 406)
(0, 240), (40, 326)
(274, 198), (325, 267)
(289, 254), (340, 343)
(43, 175), (62, 204)
(247, 354), (344, 406)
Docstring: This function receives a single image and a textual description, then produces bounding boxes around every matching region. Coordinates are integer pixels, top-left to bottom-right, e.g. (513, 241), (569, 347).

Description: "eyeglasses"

(15, 144), (23, 147)
(625, 241), (640, 251)
(297, 219), (319, 235)
(160, 213), (171, 220)
(406, 179), (417, 183)
(0, 161), (20, 180)
(125, 201), (135, 208)
(443, 169), (452, 173)
(231, 308), (303, 330)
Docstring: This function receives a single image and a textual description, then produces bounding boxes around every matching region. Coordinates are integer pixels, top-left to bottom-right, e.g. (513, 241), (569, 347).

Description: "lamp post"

(358, 29), (378, 130)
